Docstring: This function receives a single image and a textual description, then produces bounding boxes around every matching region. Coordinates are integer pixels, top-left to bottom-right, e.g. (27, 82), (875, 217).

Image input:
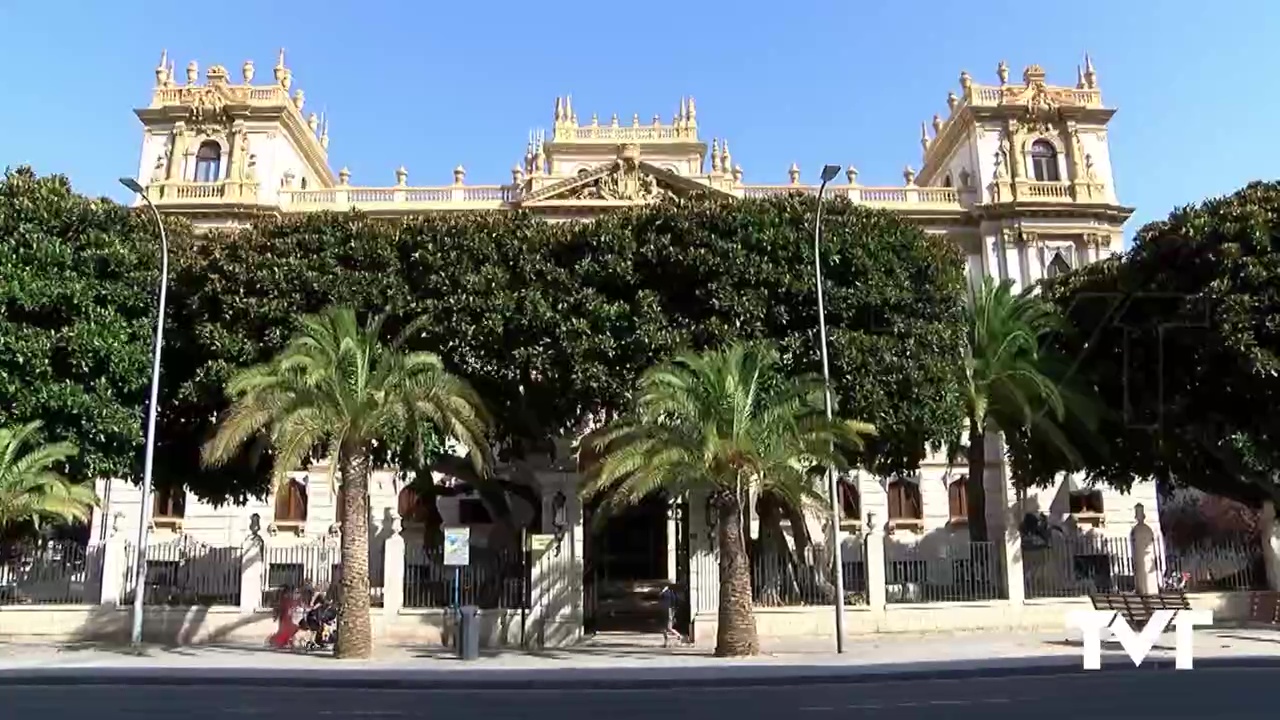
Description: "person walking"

(268, 584), (302, 649)
(659, 582), (685, 648)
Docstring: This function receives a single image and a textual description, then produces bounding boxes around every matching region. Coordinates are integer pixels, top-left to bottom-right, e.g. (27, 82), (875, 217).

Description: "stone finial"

(1134, 502), (1146, 524)
(679, 97), (688, 123)
(903, 165), (917, 185)
(554, 96), (563, 122)
(511, 164), (524, 184)
(946, 91), (958, 113)
(846, 165), (858, 184)
(186, 60), (198, 85)
(788, 162), (800, 185)
(721, 139), (731, 170)
(293, 89), (305, 112)
(319, 115), (329, 150)
(395, 166), (408, 186)
(205, 65), (229, 84)
(338, 167), (350, 185)
(281, 68), (293, 91)
(631, 113), (640, 127)
(307, 113), (319, 133)
(565, 95), (574, 124)
(242, 60), (255, 84)
(610, 113), (619, 127)
(652, 114), (661, 128)
(920, 122), (930, 154)
(1076, 65), (1086, 90)
(1083, 52), (1097, 89)
(932, 114), (943, 134)
(453, 165), (466, 185)
(1023, 64), (1046, 86)
(710, 138), (721, 172)
(155, 50), (170, 86)
(274, 48), (287, 84)
(732, 165), (743, 184)
(997, 60), (1009, 85)
(959, 70), (971, 90)
(686, 96), (697, 123)
(390, 511), (403, 536)
(590, 113), (599, 127)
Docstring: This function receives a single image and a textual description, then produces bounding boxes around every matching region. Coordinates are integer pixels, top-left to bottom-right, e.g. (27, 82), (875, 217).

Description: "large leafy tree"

(0, 421), (98, 531)
(1014, 181), (1280, 504)
(581, 342), (875, 657)
(0, 167), (170, 484)
(200, 306), (492, 659)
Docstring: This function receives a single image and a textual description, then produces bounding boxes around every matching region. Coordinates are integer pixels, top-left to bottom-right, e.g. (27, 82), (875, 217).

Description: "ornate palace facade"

(103, 52), (1156, 637)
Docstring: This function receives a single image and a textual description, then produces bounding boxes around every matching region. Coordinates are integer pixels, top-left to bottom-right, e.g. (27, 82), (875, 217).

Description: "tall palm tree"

(582, 342), (875, 657)
(201, 306), (492, 659)
(0, 421), (97, 531)
(962, 276), (1069, 541)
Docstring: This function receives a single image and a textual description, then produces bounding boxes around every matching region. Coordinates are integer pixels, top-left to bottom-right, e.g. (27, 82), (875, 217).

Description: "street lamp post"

(812, 163), (846, 654)
(119, 177), (169, 649)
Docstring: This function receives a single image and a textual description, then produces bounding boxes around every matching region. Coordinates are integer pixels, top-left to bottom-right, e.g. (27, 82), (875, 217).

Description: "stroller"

(299, 596), (340, 652)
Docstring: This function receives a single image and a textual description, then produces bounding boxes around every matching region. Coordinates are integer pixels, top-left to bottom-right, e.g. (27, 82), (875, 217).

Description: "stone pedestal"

(1261, 501), (1280, 591)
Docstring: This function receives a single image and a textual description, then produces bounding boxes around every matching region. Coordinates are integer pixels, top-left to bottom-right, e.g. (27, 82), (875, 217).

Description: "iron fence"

(260, 537), (388, 609)
(123, 537), (241, 606)
(403, 544), (526, 609)
(1023, 534), (1134, 599)
(751, 543), (870, 607)
(0, 541), (100, 605)
(884, 540), (1005, 603)
(1162, 539), (1265, 592)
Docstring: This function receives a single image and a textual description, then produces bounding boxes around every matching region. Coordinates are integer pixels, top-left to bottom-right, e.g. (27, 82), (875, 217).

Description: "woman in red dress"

(268, 585), (301, 649)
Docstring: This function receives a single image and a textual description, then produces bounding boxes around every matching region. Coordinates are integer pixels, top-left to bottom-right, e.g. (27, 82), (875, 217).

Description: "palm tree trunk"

(966, 417), (990, 542)
(336, 446), (374, 659)
(715, 492), (759, 657)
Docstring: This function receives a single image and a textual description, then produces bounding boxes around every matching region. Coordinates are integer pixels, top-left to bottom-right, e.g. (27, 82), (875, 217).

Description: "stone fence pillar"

(239, 535), (264, 613)
(863, 513), (887, 612)
(98, 512), (128, 605)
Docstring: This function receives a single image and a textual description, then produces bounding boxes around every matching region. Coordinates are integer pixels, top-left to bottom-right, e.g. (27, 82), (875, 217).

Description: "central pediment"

(518, 145), (732, 207)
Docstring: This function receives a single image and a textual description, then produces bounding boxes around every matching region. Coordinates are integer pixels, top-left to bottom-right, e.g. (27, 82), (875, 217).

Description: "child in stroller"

(299, 593), (339, 651)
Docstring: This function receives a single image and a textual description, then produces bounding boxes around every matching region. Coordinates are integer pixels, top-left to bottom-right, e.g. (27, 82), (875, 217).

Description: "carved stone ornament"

(571, 147), (673, 202)
(182, 86), (234, 134)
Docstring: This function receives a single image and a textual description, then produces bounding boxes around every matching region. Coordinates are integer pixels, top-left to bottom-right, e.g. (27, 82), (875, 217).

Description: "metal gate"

(671, 498), (691, 638)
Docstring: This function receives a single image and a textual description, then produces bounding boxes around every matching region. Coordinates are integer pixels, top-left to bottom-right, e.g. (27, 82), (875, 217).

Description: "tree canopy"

(1010, 181), (1280, 505)
(0, 168), (167, 484)
(2, 170), (969, 504)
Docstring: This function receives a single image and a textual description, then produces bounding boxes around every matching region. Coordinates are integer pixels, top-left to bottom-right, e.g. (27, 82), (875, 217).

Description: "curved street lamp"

(812, 163), (847, 654)
(118, 177), (170, 649)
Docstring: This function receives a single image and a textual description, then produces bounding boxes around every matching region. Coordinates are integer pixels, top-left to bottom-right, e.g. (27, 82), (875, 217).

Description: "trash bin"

(458, 605), (480, 661)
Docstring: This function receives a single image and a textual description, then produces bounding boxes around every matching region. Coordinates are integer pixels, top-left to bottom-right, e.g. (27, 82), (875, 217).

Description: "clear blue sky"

(0, 1), (1274, 234)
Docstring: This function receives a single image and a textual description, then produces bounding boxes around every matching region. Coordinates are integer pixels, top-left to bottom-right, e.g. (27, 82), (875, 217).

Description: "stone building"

(91, 50), (1159, 642)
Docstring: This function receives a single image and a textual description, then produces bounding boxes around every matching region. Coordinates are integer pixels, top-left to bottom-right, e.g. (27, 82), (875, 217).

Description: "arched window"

(397, 487), (434, 524)
(274, 480), (308, 524)
(193, 140), (222, 183)
(1047, 251), (1072, 278)
(1030, 141), (1060, 183)
(887, 478), (923, 525)
(837, 478), (860, 529)
(947, 477), (968, 522)
(152, 486), (186, 520)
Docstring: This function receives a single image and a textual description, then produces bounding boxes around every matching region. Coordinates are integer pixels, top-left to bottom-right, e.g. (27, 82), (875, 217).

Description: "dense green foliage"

(2, 170), (968, 504)
(0, 168), (162, 483)
(0, 420), (98, 530)
(1010, 181), (1280, 504)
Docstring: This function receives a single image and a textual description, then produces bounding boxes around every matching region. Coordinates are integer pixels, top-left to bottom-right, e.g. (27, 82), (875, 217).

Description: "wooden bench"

(1089, 590), (1191, 629)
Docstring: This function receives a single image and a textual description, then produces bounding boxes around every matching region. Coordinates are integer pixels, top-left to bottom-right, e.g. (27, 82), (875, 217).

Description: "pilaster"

(383, 513), (406, 616)
(98, 513), (128, 605)
(863, 513), (887, 612)
(239, 534), (264, 613)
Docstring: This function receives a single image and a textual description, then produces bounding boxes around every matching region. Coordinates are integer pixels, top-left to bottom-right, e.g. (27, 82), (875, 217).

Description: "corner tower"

(915, 56), (1133, 288)
(132, 50), (335, 224)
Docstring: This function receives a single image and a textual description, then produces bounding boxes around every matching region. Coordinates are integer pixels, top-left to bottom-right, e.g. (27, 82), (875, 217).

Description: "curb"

(2, 656), (1279, 689)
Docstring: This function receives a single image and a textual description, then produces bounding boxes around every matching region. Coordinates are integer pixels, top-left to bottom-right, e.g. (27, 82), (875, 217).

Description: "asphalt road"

(5, 666), (1274, 719)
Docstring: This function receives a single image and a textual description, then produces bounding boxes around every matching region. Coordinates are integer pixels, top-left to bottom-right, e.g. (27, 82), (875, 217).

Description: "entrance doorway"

(583, 491), (680, 633)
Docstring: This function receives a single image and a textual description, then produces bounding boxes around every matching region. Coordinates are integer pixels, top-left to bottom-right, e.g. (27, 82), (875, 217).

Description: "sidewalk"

(2, 628), (1279, 688)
